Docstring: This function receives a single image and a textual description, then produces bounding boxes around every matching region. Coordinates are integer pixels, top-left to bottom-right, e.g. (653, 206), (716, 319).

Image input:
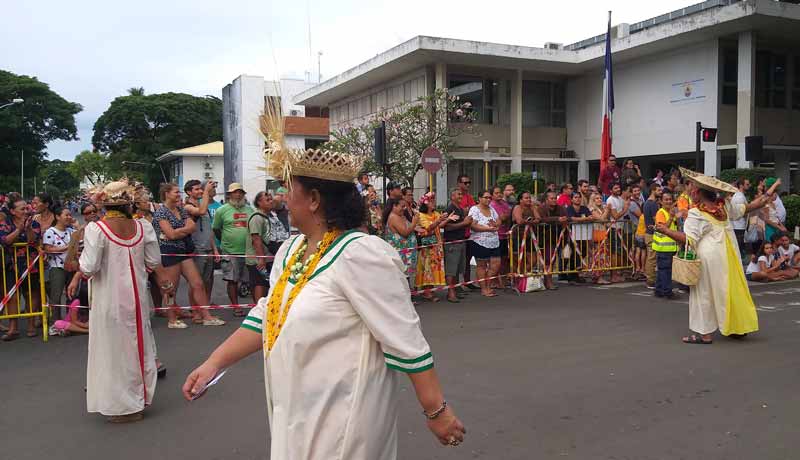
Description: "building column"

(774, 151), (790, 193)
(736, 31), (755, 169)
(435, 62), (449, 207)
(704, 146), (720, 177)
(510, 69), (523, 173)
(577, 160), (589, 181)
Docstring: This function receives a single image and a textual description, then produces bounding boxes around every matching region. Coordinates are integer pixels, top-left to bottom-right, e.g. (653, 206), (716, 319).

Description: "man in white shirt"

(731, 178), (750, 255)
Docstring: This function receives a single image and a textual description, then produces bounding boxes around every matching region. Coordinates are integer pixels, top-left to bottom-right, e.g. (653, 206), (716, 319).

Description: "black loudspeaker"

(374, 123), (386, 165)
(745, 136), (763, 161)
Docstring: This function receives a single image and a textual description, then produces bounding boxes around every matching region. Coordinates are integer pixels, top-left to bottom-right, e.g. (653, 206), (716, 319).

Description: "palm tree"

(127, 87), (145, 97)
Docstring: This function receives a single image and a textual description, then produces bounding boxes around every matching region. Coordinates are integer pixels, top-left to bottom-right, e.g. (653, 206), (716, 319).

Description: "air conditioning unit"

(544, 42), (563, 50)
(203, 161), (213, 170)
(204, 172), (214, 179)
(290, 109), (300, 116)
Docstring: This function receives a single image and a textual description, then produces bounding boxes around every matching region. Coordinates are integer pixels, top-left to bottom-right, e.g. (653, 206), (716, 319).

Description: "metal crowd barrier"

(508, 220), (637, 277)
(0, 243), (49, 341)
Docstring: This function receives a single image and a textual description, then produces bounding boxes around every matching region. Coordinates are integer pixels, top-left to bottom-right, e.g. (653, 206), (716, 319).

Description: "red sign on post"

(421, 147), (443, 174)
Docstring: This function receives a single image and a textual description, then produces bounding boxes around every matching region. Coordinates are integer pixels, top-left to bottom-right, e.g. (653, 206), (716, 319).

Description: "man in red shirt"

(456, 174), (479, 289)
(598, 155), (621, 197)
(556, 183), (573, 207)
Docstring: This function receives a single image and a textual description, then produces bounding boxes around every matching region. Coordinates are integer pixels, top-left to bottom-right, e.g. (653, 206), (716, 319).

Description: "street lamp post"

(0, 98), (24, 110)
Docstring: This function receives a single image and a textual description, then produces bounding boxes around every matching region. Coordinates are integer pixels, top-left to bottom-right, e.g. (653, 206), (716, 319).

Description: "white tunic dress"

(241, 231), (433, 460)
(683, 201), (758, 336)
(80, 220), (161, 416)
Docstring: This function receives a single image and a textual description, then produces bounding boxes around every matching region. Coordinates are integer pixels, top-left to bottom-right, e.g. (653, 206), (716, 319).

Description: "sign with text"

(421, 147), (443, 174)
(670, 79), (706, 104)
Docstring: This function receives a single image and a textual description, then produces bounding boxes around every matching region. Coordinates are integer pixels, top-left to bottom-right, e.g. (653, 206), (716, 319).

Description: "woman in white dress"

(76, 181), (174, 422)
(655, 171), (780, 344)
(183, 147), (465, 460)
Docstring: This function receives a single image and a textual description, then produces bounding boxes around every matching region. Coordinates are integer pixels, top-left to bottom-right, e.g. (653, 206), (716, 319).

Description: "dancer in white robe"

(78, 180), (170, 422)
(656, 170), (780, 344)
(184, 139), (465, 459)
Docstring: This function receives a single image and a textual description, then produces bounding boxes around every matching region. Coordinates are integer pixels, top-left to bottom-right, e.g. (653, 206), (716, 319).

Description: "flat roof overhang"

(295, 0), (800, 107)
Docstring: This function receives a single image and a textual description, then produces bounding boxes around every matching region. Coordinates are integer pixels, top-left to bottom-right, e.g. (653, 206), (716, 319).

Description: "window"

(522, 80), (565, 128)
(722, 49), (737, 105)
(793, 56), (800, 110)
(449, 76), (483, 122)
(756, 51), (787, 108)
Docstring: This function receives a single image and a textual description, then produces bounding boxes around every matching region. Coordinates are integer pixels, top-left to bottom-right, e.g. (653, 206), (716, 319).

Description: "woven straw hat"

(90, 179), (137, 205)
(679, 167), (737, 194)
(260, 104), (364, 185)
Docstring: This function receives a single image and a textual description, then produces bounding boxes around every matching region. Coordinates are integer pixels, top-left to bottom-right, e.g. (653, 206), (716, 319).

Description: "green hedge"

(496, 173), (547, 197)
(784, 195), (800, 234)
(718, 168), (775, 186)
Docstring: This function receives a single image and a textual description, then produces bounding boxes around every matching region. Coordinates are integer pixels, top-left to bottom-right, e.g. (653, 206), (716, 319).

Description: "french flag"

(600, 11), (614, 173)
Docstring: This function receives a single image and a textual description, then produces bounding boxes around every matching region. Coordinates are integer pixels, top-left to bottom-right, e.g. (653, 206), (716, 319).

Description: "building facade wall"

(328, 68), (429, 131)
(567, 39), (721, 172)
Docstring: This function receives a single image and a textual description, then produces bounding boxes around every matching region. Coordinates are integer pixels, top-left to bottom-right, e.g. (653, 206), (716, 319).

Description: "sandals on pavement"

(446, 297), (460, 303)
(232, 309), (247, 318)
(202, 317), (226, 326)
(168, 320), (188, 329)
(682, 334), (712, 345)
(1, 331), (20, 342)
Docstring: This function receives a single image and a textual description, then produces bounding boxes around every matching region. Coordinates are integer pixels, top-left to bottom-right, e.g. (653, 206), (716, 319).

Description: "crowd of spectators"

(0, 178), (292, 341)
(367, 154), (800, 304)
(2, 156), (799, 341)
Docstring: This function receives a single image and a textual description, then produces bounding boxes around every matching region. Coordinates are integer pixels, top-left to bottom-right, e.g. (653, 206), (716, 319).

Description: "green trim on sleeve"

(383, 352), (432, 364)
(386, 362), (434, 374)
(244, 316), (262, 324)
(240, 323), (262, 334)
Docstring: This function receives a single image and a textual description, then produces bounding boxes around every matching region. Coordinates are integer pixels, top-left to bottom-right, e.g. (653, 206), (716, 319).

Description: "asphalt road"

(2, 277), (799, 460)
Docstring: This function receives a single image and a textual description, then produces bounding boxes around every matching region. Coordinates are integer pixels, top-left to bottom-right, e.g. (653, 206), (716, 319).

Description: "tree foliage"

(38, 159), (80, 198)
(0, 70), (82, 195)
(496, 172), (547, 197)
(67, 150), (112, 187)
(92, 91), (222, 189)
(323, 89), (477, 187)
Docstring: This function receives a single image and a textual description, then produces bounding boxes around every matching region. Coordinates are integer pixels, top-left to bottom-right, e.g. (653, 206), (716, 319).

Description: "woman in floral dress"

(382, 198), (419, 280)
(415, 192), (450, 302)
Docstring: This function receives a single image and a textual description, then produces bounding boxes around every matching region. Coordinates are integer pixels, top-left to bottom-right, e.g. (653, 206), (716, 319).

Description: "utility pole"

(21, 148), (24, 197)
(318, 51), (323, 83)
(695, 121), (702, 171)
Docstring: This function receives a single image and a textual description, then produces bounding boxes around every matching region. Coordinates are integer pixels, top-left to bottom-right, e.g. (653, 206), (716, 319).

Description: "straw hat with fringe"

(89, 178), (138, 205)
(259, 99), (364, 186)
(678, 167), (737, 194)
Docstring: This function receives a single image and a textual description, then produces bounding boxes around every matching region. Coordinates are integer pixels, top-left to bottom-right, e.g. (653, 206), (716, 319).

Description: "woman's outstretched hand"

(426, 406), (466, 447)
(182, 362), (220, 401)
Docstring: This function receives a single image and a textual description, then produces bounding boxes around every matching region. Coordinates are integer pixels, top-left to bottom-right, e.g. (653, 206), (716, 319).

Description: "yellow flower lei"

(264, 229), (340, 352)
(103, 210), (128, 219)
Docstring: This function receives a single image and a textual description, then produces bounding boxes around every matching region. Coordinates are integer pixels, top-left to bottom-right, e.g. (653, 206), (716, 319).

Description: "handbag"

(561, 243), (572, 260)
(672, 241), (701, 286)
(517, 274), (545, 293)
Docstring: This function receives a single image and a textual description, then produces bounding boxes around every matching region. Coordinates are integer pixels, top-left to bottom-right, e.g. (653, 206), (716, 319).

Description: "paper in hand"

(191, 369), (228, 401)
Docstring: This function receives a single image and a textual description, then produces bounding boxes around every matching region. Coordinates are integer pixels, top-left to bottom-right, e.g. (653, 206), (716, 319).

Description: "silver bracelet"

(423, 400), (447, 420)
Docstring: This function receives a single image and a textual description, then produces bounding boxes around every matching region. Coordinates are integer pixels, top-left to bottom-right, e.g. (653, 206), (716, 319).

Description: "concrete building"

(156, 141), (225, 200)
(222, 75), (329, 196)
(296, 0), (800, 204)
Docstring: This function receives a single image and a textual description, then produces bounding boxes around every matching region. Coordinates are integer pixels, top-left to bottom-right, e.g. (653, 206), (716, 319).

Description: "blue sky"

(1, 0), (698, 161)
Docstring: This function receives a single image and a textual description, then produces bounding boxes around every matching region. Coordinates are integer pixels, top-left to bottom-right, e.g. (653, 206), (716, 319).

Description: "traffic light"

(702, 128), (717, 142)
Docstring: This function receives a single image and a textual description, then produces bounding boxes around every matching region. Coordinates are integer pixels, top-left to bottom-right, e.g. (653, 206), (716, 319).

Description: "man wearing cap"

(386, 181), (403, 201)
(212, 183), (254, 317)
(273, 186), (291, 234)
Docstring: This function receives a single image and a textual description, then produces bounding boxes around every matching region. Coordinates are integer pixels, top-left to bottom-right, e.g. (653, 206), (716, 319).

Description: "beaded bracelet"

(423, 400), (447, 420)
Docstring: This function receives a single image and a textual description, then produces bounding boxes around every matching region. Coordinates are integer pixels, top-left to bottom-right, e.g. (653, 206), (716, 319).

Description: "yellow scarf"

(264, 230), (339, 352)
